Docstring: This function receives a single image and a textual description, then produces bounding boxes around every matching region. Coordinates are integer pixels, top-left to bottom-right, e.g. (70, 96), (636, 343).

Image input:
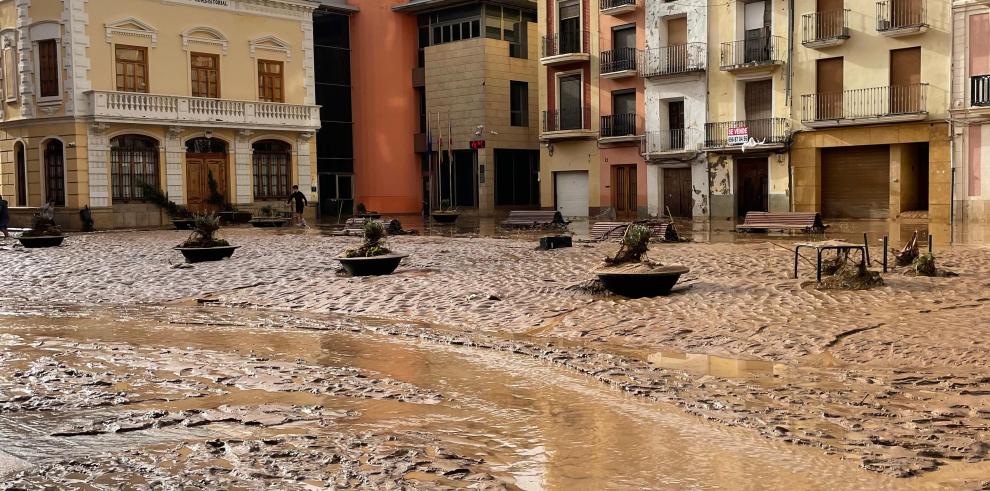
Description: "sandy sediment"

(3, 229), (990, 480)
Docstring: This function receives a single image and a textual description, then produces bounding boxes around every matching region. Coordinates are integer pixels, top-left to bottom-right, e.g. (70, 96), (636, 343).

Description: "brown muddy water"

(0, 306), (958, 489)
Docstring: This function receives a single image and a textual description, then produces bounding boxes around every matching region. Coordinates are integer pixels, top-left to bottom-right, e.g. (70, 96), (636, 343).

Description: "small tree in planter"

(432, 199), (460, 224)
(18, 204), (66, 248)
(138, 182), (193, 229)
(594, 224), (689, 298)
(173, 213), (240, 263)
(206, 172), (252, 224)
(336, 221), (408, 276)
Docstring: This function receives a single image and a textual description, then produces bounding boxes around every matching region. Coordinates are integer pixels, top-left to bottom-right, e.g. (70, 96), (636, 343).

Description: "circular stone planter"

(431, 212), (460, 224)
(172, 219), (195, 230)
(174, 245), (240, 263)
(17, 235), (66, 248)
(336, 254), (408, 276)
(249, 218), (288, 228)
(597, 265), (690, 298)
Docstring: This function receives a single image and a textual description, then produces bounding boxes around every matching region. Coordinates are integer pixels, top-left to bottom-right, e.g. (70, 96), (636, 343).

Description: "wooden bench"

(500, 210), (568, 229)
(591, 220), (679, 242)
(340, 217), (403, 235)
(736, 212), (826, 233)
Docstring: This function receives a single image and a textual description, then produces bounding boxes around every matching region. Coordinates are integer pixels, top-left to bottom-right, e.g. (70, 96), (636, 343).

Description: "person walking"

(0, 194), (9, 239)
(287, 185), (308, 227)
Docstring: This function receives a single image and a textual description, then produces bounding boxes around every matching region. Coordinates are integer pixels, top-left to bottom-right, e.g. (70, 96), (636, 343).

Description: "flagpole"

(437, 112), (443, 210)
(447, 114), (454, 209)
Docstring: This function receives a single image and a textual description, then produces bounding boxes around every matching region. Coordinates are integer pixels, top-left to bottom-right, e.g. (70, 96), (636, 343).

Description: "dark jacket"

(0, 199), (9, 226)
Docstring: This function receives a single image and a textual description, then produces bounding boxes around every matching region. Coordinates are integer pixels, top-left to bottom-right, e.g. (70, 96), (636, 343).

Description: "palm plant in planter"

(18, 204), (66, 248)
(431, 199), (460, 224)
(173, 214), (240, 263)
(207, 172), (252, 225)
(249, 205), (288, 228)
(138, 182), (193, 229)
(335, 221), (408, 276)
(594, 224), (689, 298)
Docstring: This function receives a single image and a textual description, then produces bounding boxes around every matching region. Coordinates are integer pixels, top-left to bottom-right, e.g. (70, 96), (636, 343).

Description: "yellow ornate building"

(0, 0), (321, 229)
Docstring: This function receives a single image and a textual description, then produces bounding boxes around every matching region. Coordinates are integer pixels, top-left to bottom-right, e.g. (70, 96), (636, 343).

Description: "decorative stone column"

(86, 123), (110, 207)
(296, 132), (314, 200)
(234, 130), (253, 205)
(165, 126), (185, 204)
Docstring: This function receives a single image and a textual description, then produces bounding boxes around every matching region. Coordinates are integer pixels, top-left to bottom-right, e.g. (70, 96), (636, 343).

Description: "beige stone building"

(393, 0), (540, 216)
(790, 0), (951, 242)
(0, 0), (321, 229)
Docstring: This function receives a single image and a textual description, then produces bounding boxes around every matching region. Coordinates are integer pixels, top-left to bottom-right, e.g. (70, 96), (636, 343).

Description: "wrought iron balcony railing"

(543, 107), (592, 132)
(542, 30), (590, 58)
(642, 129), (700, 155)
(877, 0), (927, 33)
(800, 84), (928, 124)
(802, 10), (850, 46)
(719, 34), (786, 70)
(639, 43), (706, 77)
(600, 48), (638, 75)
(600, 113), (638, 138)
(704, 118), (790, 148)
(600, 0), (635, 11)
(972, 75), (990, 107)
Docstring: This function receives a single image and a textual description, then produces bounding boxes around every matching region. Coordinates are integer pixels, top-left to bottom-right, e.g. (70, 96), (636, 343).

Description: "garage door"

(822, 145), (890, 219)
(555, 171), (589, 217)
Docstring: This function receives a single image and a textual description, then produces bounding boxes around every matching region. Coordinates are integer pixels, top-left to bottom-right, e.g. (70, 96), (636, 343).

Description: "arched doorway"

(185, 137), (228, 213)
(14, 141), (26, 207)
(252, 139), (292, 200)
(44, 139), (65, 207)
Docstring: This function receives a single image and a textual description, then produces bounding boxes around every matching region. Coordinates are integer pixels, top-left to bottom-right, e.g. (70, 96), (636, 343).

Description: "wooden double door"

(186, 153), (228, 213)
(663, 167), (693, 218)
(611, 164), (638, 219)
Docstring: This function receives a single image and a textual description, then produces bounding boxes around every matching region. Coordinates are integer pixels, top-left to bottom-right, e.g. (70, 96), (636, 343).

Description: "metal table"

(794, 240), (870, 282)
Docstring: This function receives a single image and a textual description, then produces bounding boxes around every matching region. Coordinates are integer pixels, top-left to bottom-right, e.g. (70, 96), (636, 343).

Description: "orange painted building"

(597, 0), (647, 219)
(323, 0), (422, 215)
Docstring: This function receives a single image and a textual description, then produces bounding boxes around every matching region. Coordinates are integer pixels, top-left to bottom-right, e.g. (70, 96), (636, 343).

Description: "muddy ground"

(2, 229), (990, 486)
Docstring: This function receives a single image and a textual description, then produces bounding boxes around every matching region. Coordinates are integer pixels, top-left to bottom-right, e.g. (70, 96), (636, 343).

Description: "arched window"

(14, 141), (26, 206)
(111, 135), (160, 201)
(252, 140), (291, 199)
(44, 139), (65, 207)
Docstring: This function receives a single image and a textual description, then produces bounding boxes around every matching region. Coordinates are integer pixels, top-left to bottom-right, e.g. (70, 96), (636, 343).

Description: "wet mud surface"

(2, 230), (990, 487)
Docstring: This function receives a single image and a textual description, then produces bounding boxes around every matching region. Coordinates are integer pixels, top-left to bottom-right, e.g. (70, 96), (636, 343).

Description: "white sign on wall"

(727, 126), (749, 145)
(168, 0), (234, 10)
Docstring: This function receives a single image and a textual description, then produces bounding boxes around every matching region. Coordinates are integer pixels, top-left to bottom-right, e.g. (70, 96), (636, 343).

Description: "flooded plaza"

(1, 225), (990, 489)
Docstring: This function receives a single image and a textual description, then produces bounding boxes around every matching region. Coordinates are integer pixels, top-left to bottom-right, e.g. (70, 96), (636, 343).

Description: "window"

(253, 140), (292, 199)
(484, 5), (531, 58)
(111, 136), (159, 202)
(190, 52), (220, 98)
(44, 139), (65, 207)
(418, 5), (482, 46)
(258, 60), (284, 102)
(510, 81), (528, 127)
(15, 142), (26, 207)
(38, 39), (59, 98)
(557, 73), (582, 130)
(115, 45), (148, 93)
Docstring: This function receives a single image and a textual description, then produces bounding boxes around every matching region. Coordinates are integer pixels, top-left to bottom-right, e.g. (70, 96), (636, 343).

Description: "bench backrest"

(504, 210), (565, 224)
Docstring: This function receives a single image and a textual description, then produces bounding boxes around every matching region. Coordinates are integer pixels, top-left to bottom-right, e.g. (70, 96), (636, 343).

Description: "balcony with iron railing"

(599, 113), (640, 142)
(877, 0), (928, 37)
(639, 43), (706, 78)
(800, 84), (928, 128)
(972, 75), (990, 107)
(600, 0), (636, 15)
(802, 10), (850, 48)
(704, 118), (790, 150)
(641, 128), (700, 159)
(541, 30), (591, 65)
(86, 91), (321, 132)
(542, 106), (596, 140)
(720, 34), (786, 72)
(600, 48), (638, 78)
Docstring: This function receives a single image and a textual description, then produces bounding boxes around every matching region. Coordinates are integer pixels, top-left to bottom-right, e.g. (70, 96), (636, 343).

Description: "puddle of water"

(646, 350), (780, 378)
(0, 306), (960, 489)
